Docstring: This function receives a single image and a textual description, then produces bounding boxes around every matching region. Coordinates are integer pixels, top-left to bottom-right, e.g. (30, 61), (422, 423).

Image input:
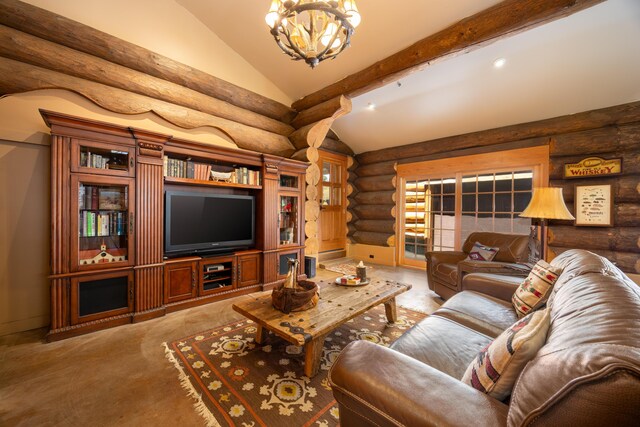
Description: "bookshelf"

(43, 110), (308, 341)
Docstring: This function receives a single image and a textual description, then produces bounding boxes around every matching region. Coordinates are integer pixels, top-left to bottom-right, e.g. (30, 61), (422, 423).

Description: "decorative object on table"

(512, 260), (563, 318)
(574, 184), (613, 227)
(462, 308), (551, 400)
(265, 0), (361, 68)
(320, 259), (374, 276)
(465, 242), (499, 262)
(335, 275), (369, 286)
(271, 258), (319, 313)
(563, 156), (622, 179)
(519, 187), (575, 261)
(356, 260), (367, 281)
(165, 304), (425, 427)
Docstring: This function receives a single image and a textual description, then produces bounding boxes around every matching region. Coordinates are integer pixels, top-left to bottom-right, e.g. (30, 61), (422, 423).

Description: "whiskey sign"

(564, 157), (622, 179)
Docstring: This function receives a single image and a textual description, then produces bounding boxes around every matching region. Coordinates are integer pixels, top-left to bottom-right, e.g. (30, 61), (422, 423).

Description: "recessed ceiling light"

(493, 58), (507, 68)
(367, 102), (376, 110)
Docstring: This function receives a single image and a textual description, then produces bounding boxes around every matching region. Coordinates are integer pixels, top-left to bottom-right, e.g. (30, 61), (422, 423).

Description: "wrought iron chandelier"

(265, 0), (361, 68)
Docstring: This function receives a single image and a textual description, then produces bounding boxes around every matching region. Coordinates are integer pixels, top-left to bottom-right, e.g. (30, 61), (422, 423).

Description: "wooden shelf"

(164, 176), (262, 190)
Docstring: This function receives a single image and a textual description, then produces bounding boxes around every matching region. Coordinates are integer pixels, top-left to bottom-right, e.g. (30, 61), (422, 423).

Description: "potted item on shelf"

(272, 259), (318, 313)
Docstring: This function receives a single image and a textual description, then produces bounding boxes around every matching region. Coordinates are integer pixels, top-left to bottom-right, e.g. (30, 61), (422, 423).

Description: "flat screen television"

(164, 190), (255, 257)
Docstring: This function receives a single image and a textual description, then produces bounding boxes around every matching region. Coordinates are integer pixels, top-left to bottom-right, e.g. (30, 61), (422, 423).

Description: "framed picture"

(574, 184), (613, 227)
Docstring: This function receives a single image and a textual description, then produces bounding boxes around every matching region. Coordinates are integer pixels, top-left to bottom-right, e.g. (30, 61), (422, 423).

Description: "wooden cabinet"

(44, 111), (307, 340)
(70, 269), (134, 325)
(164, 259), (197, 304)
(237, 252), (261, 288)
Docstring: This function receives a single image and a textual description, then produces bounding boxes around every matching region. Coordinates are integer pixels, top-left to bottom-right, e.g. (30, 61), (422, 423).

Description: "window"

(397, 147), (548, 268)
(460, 171), (533, 244)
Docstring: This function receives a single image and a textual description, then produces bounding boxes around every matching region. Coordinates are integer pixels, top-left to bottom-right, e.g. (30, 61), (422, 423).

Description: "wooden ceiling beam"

(0, 0), (296, 123)
(292, 0), (604, 111)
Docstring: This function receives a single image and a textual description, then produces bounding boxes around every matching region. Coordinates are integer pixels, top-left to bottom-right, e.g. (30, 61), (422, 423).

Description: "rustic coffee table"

(232, 279), (412, 377)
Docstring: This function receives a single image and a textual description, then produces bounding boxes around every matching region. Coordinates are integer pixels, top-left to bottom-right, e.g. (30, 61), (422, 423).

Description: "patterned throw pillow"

(461, 308), (550, 400)
(512, 260), (562, 318)
(465, 242), (499, 262)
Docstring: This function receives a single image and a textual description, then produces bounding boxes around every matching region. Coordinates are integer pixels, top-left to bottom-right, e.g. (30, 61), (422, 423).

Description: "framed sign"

(574, 184), (613, 227)
(564, 157), (622, 179)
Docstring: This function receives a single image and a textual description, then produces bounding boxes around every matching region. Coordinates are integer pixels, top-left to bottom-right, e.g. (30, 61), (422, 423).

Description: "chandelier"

(265, 0), (361, 68)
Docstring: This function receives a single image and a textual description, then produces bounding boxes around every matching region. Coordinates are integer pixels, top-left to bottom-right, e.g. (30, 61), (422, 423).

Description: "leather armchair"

(426, 232), (532, 299)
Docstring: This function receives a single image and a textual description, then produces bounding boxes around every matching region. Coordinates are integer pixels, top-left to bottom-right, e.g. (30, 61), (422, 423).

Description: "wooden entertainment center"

(43, 111), (308, 341)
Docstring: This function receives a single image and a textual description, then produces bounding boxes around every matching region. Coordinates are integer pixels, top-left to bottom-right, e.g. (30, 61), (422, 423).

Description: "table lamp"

(519, 187), (575, 261)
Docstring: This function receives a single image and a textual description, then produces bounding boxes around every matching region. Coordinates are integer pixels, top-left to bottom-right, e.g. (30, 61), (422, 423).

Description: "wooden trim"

(292, 0), (604, 111)
(397, 146), (549, 180)
(0, 25), (292, 135)
(0, 0), (294, 122)
(0, 58), (296, 156)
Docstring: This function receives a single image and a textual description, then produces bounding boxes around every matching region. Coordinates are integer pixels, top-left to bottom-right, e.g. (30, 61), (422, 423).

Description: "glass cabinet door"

(71, 175), (135, 271)
(278, 194), (299, 246)
(71, 139), (135, 177)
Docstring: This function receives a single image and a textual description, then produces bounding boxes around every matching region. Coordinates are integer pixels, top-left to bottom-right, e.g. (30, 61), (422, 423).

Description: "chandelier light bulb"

(265, 0), (360, 68)
(343, 0), (361, 27)
(265, 0), (281, 28)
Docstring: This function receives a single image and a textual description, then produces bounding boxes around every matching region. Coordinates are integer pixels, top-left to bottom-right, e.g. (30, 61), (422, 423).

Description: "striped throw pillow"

(512, 260), (562, 318)
(461, 308), (550, 400)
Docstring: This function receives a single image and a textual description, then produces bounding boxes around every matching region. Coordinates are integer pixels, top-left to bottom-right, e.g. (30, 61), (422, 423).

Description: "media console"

(43, 110), (308, 341)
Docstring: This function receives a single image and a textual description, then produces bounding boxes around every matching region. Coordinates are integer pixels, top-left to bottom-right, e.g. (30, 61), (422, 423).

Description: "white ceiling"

(178, 0), (640, 154)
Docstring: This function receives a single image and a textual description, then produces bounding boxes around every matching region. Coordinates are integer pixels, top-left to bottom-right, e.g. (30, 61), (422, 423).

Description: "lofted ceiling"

(169, 1), (639, 154)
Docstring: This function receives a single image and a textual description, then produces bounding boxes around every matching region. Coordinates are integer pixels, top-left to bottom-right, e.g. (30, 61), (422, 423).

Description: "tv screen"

(165, 190), (255, 256)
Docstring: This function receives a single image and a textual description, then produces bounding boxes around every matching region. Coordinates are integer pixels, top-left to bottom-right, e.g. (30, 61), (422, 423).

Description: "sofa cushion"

(390, 315), (492, 379)
(466, 242), (499, 262)
(462, 308), (551, 400)
(433, 262), (458, 288)
(512, 260), (562, 318)
(434, 291), (518, 338)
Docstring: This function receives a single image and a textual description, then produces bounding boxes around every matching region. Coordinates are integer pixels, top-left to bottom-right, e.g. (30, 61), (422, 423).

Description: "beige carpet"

(164, 305), (426, 426)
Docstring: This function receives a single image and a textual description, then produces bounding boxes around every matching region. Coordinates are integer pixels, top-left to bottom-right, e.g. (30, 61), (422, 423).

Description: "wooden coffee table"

(232, 279), (412, 377)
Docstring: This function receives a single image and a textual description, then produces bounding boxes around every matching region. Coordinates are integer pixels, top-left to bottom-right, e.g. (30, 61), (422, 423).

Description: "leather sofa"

(426, 232), (532, 300)
(330, 250), (640, 426)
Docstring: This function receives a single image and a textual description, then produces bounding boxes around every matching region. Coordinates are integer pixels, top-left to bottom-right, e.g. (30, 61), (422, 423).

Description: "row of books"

(231, 167), (261, 185)
(163, 157), (212, 180)
(79, 186), (127, 211)
(80, 151), (128, 170)
(80, 151), (109, 169)
(79, 211), (127, 237)
(162, 156), (260, 185)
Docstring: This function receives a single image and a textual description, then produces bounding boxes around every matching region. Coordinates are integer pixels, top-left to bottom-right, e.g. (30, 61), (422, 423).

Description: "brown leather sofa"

(330, 250), (640, 426)
(426, 232), (532, 300)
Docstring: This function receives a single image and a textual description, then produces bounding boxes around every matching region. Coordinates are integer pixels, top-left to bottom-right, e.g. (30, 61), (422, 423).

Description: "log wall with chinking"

(348, 101), (640, 274)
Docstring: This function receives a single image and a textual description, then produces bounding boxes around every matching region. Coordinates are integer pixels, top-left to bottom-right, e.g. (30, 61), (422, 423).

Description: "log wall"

(349, 101), (640, 274)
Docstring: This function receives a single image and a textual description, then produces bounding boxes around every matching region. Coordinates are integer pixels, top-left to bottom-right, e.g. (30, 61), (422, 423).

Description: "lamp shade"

(519, 187), (575, 220)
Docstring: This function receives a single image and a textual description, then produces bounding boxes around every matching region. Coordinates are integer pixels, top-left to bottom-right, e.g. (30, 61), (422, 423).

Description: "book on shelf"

(186, 160), (195, 179)
(79, 211), (127, 237)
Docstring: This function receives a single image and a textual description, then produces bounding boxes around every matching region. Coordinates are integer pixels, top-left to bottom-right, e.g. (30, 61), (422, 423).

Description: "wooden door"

(317, 150), (347, 253)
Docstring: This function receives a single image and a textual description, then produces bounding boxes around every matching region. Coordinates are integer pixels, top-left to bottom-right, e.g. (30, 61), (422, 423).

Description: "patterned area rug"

(164, 305), (426, 426)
